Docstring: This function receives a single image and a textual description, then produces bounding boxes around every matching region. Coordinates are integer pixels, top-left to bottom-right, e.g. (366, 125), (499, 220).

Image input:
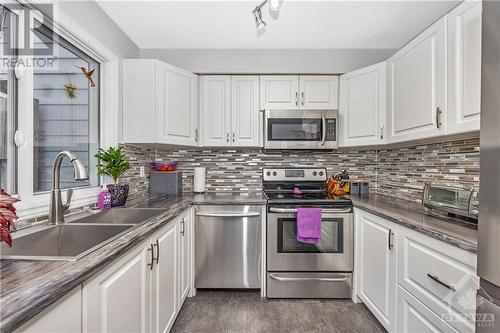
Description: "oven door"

(267, 206), (353, 272)
(264, 109), (338, 149)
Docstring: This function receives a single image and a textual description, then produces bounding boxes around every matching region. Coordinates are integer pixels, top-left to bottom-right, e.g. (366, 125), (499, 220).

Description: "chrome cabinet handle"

(269, 273), (350, 282)
(195, 128), (199, 142)
(147, 243), (154, 270)
(180, 217), (185, 236)
(226, 129), (229, 142)
(436, 107), (443, 129)
(295, 92), (298, 106)
(321, 113), (326, 145)
(427, 273), (456, 292)
(232, 130), (235, 143)
(269, 207), (351, 214)
(388, 229), (394, 250)
(196, 212), (261, 218)
(380, 124), (384, 140)
(153, 239), (159, 264)
(301, 91), (304, 106)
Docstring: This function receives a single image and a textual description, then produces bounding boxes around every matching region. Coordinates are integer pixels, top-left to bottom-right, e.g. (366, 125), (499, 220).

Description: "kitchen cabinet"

(396, 286), (459, 333)
(387, 17), (447, 143)
(151, 222), (178, 333)
(355, 208), (478, 333)
(260, 75), (338, 110)
(123, 59), (198, 146)
(15, 287), (82, 333)
(83, 239), (152, 333)
(354, 209), (397, 332)
(200, 76), (231, 146)
(339, 62), (387, 147)
(200, 75), (260, 147)
(447, 1), (482, 135)
(84, 208), (192, 333)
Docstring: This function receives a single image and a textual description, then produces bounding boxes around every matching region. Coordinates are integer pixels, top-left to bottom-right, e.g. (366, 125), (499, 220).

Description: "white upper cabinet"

(122, 59), (198, 146)
(156, 62), (198, 146)
(339, 62), (387, 147)
(201, 75), (260, 147)
(201, 76), (231, 146)
(387, 17), (447, 143)
(260, 75), (338, 110)
(299, 76), (339, 109)
(231, 76), (260, 147)
(260, 76), (299, 109)
(447, 1), (482, 135)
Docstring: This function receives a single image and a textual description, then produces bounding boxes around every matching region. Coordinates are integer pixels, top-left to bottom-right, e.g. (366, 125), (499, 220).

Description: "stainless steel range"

(263, 167), (353, 299)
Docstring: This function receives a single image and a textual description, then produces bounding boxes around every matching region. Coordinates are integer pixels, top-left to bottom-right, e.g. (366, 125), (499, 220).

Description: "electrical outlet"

(140, 165), (145, 178)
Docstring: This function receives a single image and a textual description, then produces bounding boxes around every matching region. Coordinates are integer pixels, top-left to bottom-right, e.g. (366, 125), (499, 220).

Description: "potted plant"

(95, 146), (132, 207)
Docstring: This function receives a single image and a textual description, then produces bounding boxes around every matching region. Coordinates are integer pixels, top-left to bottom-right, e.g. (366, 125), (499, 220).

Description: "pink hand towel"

(296, 208), (322, 244)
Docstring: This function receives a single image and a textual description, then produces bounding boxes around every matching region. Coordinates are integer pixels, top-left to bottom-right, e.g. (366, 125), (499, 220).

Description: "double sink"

(0, 208), (166, 261)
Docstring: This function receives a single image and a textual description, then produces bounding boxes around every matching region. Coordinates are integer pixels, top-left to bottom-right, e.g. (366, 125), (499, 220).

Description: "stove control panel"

(263, 168), (327, 182)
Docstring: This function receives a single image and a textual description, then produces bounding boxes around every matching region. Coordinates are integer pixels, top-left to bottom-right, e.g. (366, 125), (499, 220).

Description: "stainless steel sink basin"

(0, 224), (133, 261)
(68, 208), (166, 225)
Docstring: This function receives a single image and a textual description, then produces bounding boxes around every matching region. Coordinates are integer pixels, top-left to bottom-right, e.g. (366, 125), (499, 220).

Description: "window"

(32, 23), (99, 193)
(0, 7), (17, 194)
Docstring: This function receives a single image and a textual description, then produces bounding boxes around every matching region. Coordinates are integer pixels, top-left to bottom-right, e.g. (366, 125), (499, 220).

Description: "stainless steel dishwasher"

(195, 205), (262, 289)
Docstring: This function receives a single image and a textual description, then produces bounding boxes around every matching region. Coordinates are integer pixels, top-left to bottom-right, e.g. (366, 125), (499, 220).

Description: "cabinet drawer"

(397, 227), (478, 329)
(397, 285), (461, 333)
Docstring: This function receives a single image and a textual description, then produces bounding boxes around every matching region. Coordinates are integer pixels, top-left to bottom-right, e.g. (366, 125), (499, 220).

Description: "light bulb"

(269, 0), (281, 11)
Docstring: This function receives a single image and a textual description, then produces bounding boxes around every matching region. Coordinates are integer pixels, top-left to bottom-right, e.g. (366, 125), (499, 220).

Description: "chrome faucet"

(48, 151), (89, 224)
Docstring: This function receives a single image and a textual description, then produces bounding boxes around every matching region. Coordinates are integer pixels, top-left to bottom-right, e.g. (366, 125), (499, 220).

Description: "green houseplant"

(95, 146), (132, 207)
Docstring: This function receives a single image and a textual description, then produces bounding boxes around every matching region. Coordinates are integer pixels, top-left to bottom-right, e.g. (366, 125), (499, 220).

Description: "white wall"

(56, 0), (140, 141)
(139, 49), (396, 74)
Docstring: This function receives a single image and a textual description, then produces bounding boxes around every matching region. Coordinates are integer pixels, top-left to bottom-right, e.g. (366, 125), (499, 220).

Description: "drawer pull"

(388, 228), (394, 250)
(427, 273), (456, 292)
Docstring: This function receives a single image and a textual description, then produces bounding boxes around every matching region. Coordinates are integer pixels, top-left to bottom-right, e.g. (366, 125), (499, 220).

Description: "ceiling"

(97, 0), (460, 49)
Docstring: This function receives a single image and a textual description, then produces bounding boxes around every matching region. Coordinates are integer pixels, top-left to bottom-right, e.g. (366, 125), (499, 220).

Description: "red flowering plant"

(0, 188), (19, 247)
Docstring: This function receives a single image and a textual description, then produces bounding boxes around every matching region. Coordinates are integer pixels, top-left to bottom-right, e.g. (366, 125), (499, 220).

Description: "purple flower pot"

(107, 183), (129, 207)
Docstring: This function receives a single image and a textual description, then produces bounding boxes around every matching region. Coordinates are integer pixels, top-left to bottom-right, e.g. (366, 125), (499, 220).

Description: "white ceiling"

(97, 0), (460, 49)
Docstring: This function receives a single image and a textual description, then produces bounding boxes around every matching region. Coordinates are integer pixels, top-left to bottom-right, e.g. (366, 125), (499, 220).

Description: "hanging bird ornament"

(75, 65), (96, 87)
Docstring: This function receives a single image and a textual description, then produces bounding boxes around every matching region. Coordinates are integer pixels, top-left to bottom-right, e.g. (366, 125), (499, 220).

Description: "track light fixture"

(253, 0), (282, 30)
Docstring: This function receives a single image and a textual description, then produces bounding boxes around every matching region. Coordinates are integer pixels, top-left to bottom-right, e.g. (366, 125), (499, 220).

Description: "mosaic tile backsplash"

(121, 135), (480, 207)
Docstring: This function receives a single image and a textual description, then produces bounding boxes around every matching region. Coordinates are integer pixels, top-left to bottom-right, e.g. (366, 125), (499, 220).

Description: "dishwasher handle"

(195, 212), (261, 218)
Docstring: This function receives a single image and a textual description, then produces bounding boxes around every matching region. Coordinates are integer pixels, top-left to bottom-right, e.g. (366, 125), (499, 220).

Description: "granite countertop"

(0, 192), (266, 333)
(351, 194), (478, 253)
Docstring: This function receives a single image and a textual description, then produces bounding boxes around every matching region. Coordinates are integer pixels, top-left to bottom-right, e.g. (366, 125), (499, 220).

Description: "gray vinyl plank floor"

(171, 291), (387, 333)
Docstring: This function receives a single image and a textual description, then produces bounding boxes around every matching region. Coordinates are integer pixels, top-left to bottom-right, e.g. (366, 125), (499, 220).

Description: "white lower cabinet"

(83, 208), (192, 333)
(354, 208), (478, 333)
(355, 209), (397, 332)
(15, 287), (82, 333)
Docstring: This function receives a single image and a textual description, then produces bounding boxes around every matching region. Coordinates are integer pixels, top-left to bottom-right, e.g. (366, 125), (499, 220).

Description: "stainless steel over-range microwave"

(263, 109), (338, 150)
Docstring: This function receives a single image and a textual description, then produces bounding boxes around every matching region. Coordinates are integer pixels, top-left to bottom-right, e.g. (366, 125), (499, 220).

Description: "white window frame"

(13, 2), (120, 219)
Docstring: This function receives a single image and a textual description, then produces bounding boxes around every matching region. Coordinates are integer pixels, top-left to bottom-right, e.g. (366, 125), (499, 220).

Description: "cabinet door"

(178, 209), (191, 307)
(299, 75), (339, 109)
(16, 287), (82, 333)
(122, 59), (157, 143)
(447, 1), (482, 134)
(396, 286), (459, 333)
(339, 63), (386, 147)
(156, 61), (198, 146)
(259, 76), (299, 109)
(231, 76), (260, 147)
(84, 242), (151, 333)
(152, 222), (178, 333)
(201, 76), (231, 146)
(388, 17), (447, 143)
(355, 209), (397, 332)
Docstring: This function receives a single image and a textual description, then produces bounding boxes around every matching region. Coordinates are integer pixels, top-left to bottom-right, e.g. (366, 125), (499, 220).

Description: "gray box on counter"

(350, 180), (369, 197)
(149, 171), (183, 194)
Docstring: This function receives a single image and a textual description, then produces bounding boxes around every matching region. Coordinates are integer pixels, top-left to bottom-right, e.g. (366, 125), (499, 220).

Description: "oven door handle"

(321, 113), (326, 146)
(268, 207), (351, 214)
(195, 212), (261, 218)
(269, 273), (350, 282)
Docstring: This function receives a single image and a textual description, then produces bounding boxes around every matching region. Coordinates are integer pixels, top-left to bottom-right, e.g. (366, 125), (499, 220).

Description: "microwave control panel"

(325, 119), (337, 141)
